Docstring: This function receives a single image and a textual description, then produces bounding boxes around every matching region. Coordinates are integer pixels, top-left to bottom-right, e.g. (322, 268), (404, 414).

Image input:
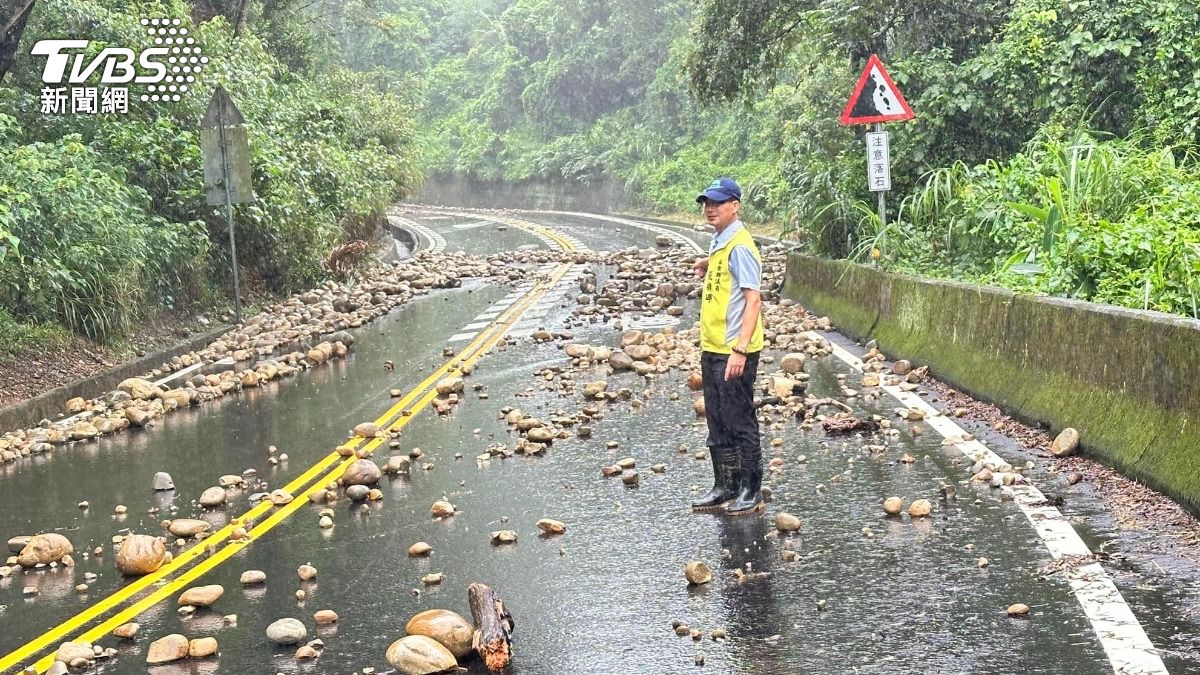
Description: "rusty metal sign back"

(201, 86), (253, 205)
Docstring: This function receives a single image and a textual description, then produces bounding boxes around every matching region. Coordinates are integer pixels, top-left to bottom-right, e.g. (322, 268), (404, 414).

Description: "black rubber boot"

(691, 446), (739, 511)
(725, 446), (764, 515)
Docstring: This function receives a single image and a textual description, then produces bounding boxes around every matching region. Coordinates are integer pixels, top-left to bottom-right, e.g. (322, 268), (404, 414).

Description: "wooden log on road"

(822, 414), (880, 434)
(798, 397), (853, 421)
(468, 582), (514, 672)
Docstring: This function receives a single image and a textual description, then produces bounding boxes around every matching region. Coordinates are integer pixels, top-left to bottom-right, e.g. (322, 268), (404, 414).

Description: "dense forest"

(1, 0), (1199, 354)
(419, 0), (1200, 317)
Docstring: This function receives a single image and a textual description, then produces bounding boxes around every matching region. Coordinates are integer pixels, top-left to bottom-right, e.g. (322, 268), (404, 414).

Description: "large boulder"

(564, 344), (590, 358)
(385, 635), (458, 674)
(405, 609), (475, 659)
(266, 618), (307, 645)
(161, 389), (192, 408)
(68, 422), (99, 440)
(620, 331), (644, 347)
(199, 486), (227, 507)
(768, 376), (803, 399)
(780, 353), (806, 374)
(188, 637), (219, 658)
(55, 642), (94, 664)
(608, 351), (634, 371)
(626, 345), (655, 361)
(168, 519), (211, 538)
(115, 534), (169, 576)
(118, 378), (160, 401)
(526, 427), (554, 444)
(146, 634), (189, 665)
(1051, 428), (1080, 457)
(582, 381), (608, 399)
(435, 377), (463, 396)
(17, 533), (73, 567)
(178, 584), (224, 607)
(125, 406), (152, 427)
(343, 459), (382, 486)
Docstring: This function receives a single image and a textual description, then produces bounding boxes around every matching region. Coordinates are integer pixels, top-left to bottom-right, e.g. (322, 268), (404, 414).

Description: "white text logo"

(33, 17), (207, 114)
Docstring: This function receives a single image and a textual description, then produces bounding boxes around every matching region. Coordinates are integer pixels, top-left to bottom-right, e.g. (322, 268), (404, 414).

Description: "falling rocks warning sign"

(839, 54), (914, 125)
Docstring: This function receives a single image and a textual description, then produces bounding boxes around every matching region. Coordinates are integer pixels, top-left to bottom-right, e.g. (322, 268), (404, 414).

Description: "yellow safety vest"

(700, 226), (764, 354)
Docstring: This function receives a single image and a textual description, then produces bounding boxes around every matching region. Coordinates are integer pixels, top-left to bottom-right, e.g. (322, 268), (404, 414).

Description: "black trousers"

(700, 350), (761, 451)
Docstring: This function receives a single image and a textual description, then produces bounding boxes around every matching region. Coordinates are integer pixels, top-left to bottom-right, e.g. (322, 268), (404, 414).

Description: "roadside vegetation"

(417, 0), (1200, 317)
(0, 0), (421, 350)
(2, 0), (1198, 360)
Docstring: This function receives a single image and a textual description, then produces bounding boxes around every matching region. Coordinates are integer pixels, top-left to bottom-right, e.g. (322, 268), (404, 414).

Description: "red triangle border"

(839, 54), (915, 125)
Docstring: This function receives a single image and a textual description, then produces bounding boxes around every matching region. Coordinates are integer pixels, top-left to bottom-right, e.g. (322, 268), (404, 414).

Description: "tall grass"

(816, 128), (1200, 317)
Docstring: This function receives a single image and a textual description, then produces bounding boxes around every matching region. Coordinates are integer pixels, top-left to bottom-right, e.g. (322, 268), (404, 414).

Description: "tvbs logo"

(32, 17), (206, 113)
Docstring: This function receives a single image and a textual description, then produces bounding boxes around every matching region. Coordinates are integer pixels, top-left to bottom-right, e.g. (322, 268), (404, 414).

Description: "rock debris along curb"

(783, 252), (1200, 513)
(0, 252), (531, 467)
(809, 331), (1167, 674)
(0, 324), (231, 433)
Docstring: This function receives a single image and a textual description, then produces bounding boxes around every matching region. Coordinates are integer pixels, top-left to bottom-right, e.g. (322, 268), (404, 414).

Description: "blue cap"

(696, 177), (742, 203)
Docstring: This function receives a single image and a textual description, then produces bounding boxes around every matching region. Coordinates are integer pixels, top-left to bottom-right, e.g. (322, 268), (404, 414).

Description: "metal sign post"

(201, 86), (253, 323)
(867, 124), (891, 227)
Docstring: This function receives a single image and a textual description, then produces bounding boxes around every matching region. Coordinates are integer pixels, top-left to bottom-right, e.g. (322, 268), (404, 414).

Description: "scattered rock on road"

(684, 561), (712, 585)
(178, 584), (224, 607)
(405, 609), (475, 659)
(152, 472), (175, 491)
(774, 513), (801, 532)
(1051, 428), (1080, 457)
(115, 534), (168, 576)
(266, 618), (307, 644)
(146, 634), (189, 664)
(386, 635), (458, 675)
(908, 499), (932, 517)
(17, 533), (73, 568)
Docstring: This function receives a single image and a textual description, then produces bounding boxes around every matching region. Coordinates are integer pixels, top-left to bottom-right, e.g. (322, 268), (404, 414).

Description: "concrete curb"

(782, 253), (1200, 514)
(0, 325), (232, 432)
(388, 219), (419, 257)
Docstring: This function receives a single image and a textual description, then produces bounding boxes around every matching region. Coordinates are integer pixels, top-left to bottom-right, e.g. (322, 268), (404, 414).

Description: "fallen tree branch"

(798, 397), (853, 421)
(469, 582), (514, 672)
(821, 415), (880, 434)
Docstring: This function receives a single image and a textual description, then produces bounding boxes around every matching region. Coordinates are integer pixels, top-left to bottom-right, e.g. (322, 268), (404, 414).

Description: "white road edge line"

(804, 331), (1168, 675)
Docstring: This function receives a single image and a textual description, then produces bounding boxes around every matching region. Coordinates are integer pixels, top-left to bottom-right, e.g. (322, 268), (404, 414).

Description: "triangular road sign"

(839, 54), (914, 125)
(201, 86), (245, 128)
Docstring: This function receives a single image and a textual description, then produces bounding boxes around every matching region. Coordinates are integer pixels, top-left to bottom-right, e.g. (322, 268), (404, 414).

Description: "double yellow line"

(4, 256), (575, 674)
(416, 209), (578, 252)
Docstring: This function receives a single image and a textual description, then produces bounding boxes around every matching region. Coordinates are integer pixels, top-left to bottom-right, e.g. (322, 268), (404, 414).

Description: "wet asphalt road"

(0, 209), (1198, 674)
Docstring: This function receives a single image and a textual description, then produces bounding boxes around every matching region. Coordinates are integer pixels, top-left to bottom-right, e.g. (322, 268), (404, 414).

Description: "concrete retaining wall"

(782, 254), (1200, 513)
(0, 326), (229, 432)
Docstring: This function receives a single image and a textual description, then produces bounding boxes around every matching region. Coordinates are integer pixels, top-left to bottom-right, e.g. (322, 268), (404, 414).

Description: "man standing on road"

(690, 177), (765, 516)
